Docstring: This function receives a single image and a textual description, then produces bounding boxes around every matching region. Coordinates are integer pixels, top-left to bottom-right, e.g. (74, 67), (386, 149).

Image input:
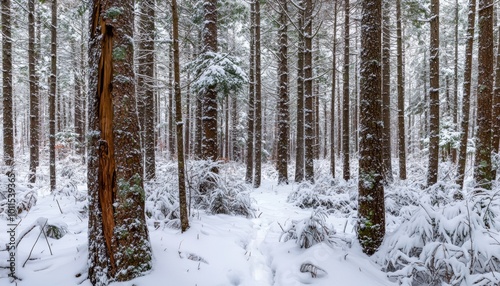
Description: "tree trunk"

(2, 0), (13, 168)
(28, 0), (39, 183)
(254, 0), (262, 188)
(474, 0), (494, 189)
(358, 0), (384, 256)
(49, 0), (57, 192)
(343, 0), (351, 181)
(493, 2), (500, 159)
(381, 0), (393, 183)
(304, 0), (315, 183)
(427, 0), (440, 186)
(396, 0), (407, 180)
(168, 47), (175, 159)
(139, 0), (156, 179)
(330, 0), (338, 178)
(295, 1), (305, 183)
(201, 0), (219, 168)
(172, 0), (189, 232)
(277, 0), (289, 184)
(87, 1), (152, 283)
(452, 0), (459, 163)
(245, 1), (255, 184)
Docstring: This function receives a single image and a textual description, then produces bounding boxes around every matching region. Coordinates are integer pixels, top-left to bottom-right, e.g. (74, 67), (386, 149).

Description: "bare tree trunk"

(452, 0), (459, 163)
(427, 0), (440, 187)
(49, 0), (57, 192)
(474, 0), (494, 189)
(28, 0), (39, 183)
(343, 0), (351, 181)
(381, 0), (393, 183)
(304, 0), (315, 183)
(358, 0), (384, 256)
(277, 0), (289, 184)
(493, 2), (500, 158)
(331, 0), (338, 178)
(254, 0), (262, 188)
(246, 1), (255, 184)
(295, 1), (305, 183)
(168, 47), (175, 158)
(172, 0), (189, 232)
(2, 0), (13, 168)
(396, 0), (407, 180)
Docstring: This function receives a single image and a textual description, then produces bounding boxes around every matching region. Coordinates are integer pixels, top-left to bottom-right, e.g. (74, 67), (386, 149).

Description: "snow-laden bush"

(380, 188), (500, 286)
(280, 208), (336, 248)
(0, 174), (37, 218)
(287, 177), (357, 215)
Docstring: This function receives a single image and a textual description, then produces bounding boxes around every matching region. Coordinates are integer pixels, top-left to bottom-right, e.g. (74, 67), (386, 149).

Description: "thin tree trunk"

(474, 0), (494, 189)
(493, 3), (500, 157)
(295, 1), (305, 183)
(358, 0), (384, 256)
(2, 0), (13, 168)
(343, 0), (351, 180)
(427, 0), (440, 186)
(245, 1), (255, 184)
(28, 0), (39, 183)
(382, 0), (393, 183)
(254, 0), (262, 188)
(452, 0), (459, 163)
(331, 1), (338, 178)
(172, 0), (189, 232)
(396, 0), (407, 180)
(49, 0), (57, 192)
(304, 0), (315, 183)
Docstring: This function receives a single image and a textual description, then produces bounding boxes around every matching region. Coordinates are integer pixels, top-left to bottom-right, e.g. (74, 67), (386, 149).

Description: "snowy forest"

(1, 0), (500, 285)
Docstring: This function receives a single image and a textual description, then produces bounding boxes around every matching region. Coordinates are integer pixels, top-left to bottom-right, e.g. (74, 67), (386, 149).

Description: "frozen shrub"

(280, 208), (335, 248)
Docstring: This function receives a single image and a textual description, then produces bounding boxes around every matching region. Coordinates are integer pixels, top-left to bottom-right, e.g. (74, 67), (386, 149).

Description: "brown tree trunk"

(343, 0), (351, 181)
(139, 0), (156, 179)
(87, 1), (152, 283)
(2, 0), (13, 168)
(277, 0), (289, 184)
(246, 1), (255, 184)
(254, 0), (262, 188)
(28, 0), (39, 183)
(493, 2), (500, 159)
(427, 0), (440, 187)
(304, 0), (315, 183)
(452, 0), (459, 163)
(74, 39), (84, 158)
(396, 0), (407, 180)
(202, 0), (219, 168)
(474, 0), (494, 189)
(381, 0), (393, 183)
(358, 0), (384, 256)
(295, 1), (305, 183)
(330, 0), (338, 178)
(49, 0), (57, 192)
(172, 0), (189, 232)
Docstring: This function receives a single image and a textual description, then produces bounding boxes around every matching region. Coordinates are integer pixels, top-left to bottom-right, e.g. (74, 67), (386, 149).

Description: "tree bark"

(343, 0), (351, 181)
(396, 0), (407, 180)
(304, 0), (315, 183)
(330, 0), (338, 178)
(474, 0), (494, 189)
(246, 1), (255, 184)
(427, 0), (440, 186)
(277, 0), (289, 184)
(88, 1), (152, 283)
(254, 0), (262, 188)
(381, 0), (393, 183)
(28, 0), (39, 183)
(49, 0), (57, 192)
(493, 1), (500, 158)
(2, 0), (13, 168)
(358, 0), (384, 256)
(295, 1), (305, 183)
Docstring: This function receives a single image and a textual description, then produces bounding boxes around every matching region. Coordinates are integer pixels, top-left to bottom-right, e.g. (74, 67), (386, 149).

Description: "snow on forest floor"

(0, 169), (395, 286)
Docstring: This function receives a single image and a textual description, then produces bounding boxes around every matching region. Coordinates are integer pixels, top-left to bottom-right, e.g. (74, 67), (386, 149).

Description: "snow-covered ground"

(0, 174), (394, 286)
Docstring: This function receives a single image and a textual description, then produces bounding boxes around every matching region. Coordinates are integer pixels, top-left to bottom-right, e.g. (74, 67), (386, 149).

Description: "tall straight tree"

(172, 0), (189, 232)
(452, 0), (459, 163)
(456, 0), (475, 188)
(295, 0), (305, 182)
(396, 0), (406, 180)
(381, 0), (393, 183)
(358, 0), (384, 256)
(73, 39), (84, 158)
(330, 0), (338, 178)
(87, 0), (152, 283)
(245, 1), (255, 184)
(202, 0), (219, 170)
(304, 0), (315, 183)
(28, 0), (39, 183)
(138, 0), (156, 180)
(474, 0), (494, 189)
(254, 0), (262, 188)
(49, 0), (57, 191)
(427, 0), (440, 186)
(276, 0), (289, 185)
(2, 0), (13, 168)
(494, 10), (500, 157)
(342, 0), (351, 180)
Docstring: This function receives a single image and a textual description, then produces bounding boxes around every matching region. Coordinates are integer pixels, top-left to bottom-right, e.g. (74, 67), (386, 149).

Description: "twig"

(41, 226), (53, 255)
(23, 220), (48, 267)
(56, 199), (63, 214)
